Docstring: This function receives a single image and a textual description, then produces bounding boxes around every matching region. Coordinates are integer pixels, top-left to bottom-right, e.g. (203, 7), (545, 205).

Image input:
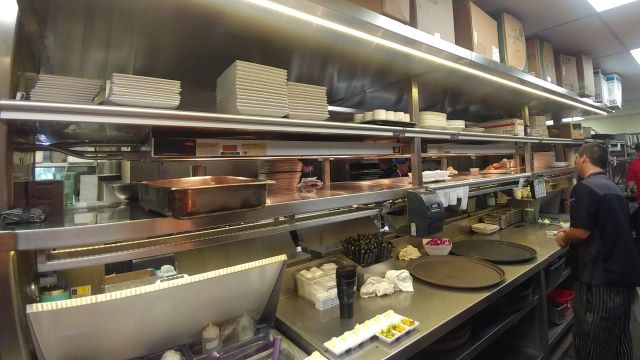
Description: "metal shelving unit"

(549, 314), (574, 349)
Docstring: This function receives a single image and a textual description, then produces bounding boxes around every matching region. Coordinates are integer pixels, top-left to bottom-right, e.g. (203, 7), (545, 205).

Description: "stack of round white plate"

(447, 120), (466, 131)
(106, 73), (181, 109)
(286, 82), (329, 121)
(28, 74), (102, 105)
(418, 111), (447, 129)
(217, 61), (288, 117)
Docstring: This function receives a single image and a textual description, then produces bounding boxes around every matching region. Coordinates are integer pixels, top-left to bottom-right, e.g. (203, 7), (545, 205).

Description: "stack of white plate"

(106, 74), (181, 109)
(447, 120), (466, 131)
(217, 61), (288, 117)
(28, 74), (102, 105)
(418, 111), (447, 129)
(286, 82), (329, 121)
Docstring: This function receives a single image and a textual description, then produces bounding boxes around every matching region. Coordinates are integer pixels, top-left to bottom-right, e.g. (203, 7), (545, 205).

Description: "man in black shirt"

(556, 143), (640, 360)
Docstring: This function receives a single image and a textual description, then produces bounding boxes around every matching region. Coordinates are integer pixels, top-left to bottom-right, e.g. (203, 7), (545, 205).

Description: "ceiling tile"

(599, 1), (640, 49)
(532, 16), (626, 57)
(473, 0), (596, 34)
(594, 52), (640, 76)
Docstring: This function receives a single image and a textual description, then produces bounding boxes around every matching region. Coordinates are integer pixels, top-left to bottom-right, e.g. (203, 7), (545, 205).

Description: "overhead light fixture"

(632, 48), (640, 65)
(561, 117), (585, 123)
(245, 0), (607, 115)
(587, 0), (638, 12)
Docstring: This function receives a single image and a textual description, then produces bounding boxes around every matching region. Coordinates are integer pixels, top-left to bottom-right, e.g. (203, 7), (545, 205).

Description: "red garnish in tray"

(425, 237), (452, 246)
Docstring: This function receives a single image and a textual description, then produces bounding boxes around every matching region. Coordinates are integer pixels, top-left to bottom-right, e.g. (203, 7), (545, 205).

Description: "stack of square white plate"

(217, 61), (288, 117)
(28, 74), (102, 105)
(418, 111), (447, 129)
(447, 120), (466, 131)
(106, 74), (181, 109)
(286, 82), (329, 121)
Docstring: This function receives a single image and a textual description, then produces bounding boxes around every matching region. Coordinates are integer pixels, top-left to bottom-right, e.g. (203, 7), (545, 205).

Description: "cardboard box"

(349, 0), (411, 24)
(453, 0), (500, 61)
(497, 12), (527, 71)
(478, 118), (525, 136)
(555, 54), (579, 93)
(606, 73), (622, 108)
(27, 180), (64, 199)
(593, 69), (609, 105)
(547, 124), (584, 140)
(529, 116), (549, 137)
(526, 39), (556, 84)
(576, 54), (595, 98)
(12, 181), (28, 208)
(413, 0), (455, 43)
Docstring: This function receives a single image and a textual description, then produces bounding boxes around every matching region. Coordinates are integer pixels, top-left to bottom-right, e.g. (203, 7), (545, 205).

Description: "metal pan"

(407, 256), (505, 289)
(451, 240), (537, 264)
(139, 176), (274, 219)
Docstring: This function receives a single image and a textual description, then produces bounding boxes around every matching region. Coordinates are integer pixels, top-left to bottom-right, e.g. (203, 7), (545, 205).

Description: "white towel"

(385, 270), (414, 292)
(436, 190), (448, 207)
(459, 186), (469, 210)
(360, 277), (395, 298)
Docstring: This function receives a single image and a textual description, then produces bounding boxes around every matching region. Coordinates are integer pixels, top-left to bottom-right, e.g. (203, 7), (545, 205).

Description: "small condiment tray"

(323, 311), (419, 356)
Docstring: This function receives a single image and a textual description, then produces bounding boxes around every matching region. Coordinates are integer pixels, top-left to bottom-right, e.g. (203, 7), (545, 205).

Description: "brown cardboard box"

(497, 12), (527, 71)
(547, 124), (584, 140)
(349, 0), (411, 24)
(27, 180), (64, 199)
(526, 39), (556, 84)
(555, 54), (579, 93)
(576, 54), (595, 98)
(27, 180), (64, 210)
(453, 0), (500, 61)
(413, 0), (455, 43)
(12, 181), (28, 208)
(478, 118), (525, 136)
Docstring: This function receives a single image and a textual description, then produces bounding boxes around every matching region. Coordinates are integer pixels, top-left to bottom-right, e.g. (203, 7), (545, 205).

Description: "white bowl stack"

(286, 82), (329, 121)
(447, 120), (466, 131)
(28, 74), (102, 105)
(418, 111), (447, 129)
(217, 61), (288, 117)
(106, 74), (181, 109)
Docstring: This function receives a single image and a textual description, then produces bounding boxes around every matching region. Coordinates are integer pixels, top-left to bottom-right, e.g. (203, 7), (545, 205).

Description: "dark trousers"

(573, 282), (634, 360)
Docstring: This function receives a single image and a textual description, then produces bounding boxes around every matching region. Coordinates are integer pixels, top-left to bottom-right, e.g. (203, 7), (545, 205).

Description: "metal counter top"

(276, 223), (567, 360)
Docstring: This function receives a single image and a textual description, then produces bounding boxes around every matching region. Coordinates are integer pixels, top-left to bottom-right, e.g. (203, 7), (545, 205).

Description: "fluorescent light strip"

(245, 0), (607, 115)
(588, 0), (638, 12)
(632, 48), (640, 65)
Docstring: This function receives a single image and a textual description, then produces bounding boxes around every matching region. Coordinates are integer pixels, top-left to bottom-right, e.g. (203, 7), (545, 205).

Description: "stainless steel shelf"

(549, 314), (574, 349)
(533, 167), (576, 178)
(427, 297), (540, 360)
(405, 128), (585, 144)
(426, 173), (531, 191)
(0, 178), (415, 251)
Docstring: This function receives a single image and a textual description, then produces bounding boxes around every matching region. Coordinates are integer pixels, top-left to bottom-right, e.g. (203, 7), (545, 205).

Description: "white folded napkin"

(360, 277), (395, 298)
(385, 270), (414, 292)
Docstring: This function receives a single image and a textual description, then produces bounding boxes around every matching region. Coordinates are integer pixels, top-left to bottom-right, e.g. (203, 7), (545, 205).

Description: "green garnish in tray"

(391, 323), (407, 333)
(379, 327), (395, 339)
(400, 318), (415, 327)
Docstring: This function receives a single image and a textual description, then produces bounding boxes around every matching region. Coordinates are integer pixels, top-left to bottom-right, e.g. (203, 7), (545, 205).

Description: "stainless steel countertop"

(276, 223), (567, 360)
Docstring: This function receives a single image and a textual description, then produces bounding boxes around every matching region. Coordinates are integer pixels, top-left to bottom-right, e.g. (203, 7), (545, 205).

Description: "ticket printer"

(406, 189), (446, 236)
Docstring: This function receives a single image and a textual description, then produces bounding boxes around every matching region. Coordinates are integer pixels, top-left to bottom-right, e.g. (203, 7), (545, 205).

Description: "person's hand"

(556, 229), (569, 248)
(631, 186), (637, 195)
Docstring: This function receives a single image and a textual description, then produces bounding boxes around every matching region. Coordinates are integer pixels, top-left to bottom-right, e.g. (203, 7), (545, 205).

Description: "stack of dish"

(259, 159), (303, 193)
(463, 126), (486, 133)
(418, 111), (447, 129)
(27, 74), (102, 105)
(446, 120), (466, 131)
(217, 61), (288, 117)
(286, 82), (329, 121)
(106, 74), (181, 109)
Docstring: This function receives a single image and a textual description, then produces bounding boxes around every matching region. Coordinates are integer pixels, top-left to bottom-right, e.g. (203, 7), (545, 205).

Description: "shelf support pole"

(521, 105), (533, 173)
(409, 77), (423, 186)
(322, 158), (331, 185)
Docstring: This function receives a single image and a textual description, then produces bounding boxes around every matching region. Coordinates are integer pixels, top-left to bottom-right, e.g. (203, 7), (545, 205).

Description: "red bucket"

(549, 288), (575, 316)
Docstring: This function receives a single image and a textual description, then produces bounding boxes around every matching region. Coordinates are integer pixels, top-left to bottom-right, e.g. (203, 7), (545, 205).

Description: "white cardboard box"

(414, 0), (455, 43)
(606, 73), (622, 108)
(478, 118), (525, 136)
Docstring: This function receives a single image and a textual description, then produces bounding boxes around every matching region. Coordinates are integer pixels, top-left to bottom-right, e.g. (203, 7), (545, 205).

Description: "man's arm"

(556, 227), (591, 248)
